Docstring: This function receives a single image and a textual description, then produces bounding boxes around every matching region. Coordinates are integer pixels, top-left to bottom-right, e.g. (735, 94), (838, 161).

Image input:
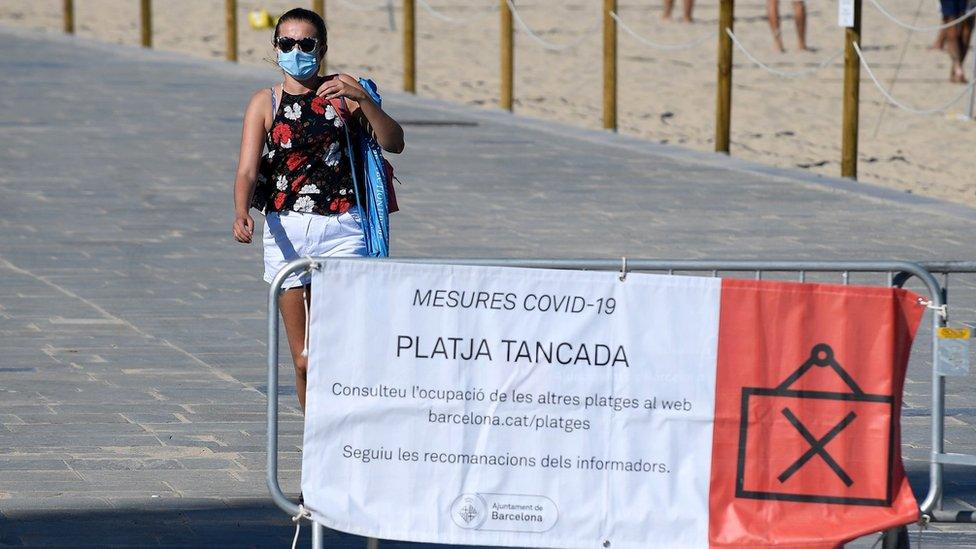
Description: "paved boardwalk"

(1, 26), (975, 547)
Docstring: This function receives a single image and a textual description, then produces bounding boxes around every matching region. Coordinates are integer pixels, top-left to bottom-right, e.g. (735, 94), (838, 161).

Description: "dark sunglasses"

(276, 36), (319, 53)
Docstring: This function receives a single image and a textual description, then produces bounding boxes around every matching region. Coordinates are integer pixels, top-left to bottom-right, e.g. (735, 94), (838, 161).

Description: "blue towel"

(342, 78), (391, 257)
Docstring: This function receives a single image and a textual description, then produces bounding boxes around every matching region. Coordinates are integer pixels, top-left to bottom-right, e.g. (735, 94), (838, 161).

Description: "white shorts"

(263, 210), (366, 289)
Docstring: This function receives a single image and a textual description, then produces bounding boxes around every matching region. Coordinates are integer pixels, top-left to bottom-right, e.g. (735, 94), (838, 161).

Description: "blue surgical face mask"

(277, 48), (319, 80)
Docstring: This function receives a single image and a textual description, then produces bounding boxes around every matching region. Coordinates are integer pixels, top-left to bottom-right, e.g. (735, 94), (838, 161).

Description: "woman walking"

(662, 0), (695, 23)
(767, 0), (809, 52)
(232, 8), (404, 410)
(939, 0), (974, 83)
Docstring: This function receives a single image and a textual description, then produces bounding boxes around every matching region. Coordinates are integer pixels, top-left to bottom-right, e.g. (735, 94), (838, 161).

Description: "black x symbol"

(777, 408), (856, 487)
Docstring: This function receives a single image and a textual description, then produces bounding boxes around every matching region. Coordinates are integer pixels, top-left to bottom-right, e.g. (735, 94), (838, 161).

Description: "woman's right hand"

(233, 212), (255, 243)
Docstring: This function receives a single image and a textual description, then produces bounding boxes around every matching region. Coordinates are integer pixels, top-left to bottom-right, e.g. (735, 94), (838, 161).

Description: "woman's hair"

(273, 8), (327, 50)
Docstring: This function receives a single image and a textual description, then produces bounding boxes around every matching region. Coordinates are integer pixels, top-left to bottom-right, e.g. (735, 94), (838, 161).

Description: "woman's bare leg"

(663, 0), (675, 21)
(794, 1), (808, 50)
(279, 285), (311, 410)
(945, 21), (967, 82)
(767, 0), (786, 52)
(682, 0), (695, 22)
(962, 18), (974, 64)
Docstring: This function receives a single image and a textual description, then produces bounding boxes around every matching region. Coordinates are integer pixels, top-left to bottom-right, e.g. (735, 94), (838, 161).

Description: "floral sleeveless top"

(265, 90), (356, 215)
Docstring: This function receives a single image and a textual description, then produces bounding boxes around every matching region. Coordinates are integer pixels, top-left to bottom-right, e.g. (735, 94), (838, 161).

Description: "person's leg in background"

(794, 0), (809, 50)
(961, 13), (974, 65)
(768, 0), (786, 52)
(943, 0), (969, 82)
(945, 19), (966, 82)
(931, 28), (947, 50)
(663, 0), (675, 21)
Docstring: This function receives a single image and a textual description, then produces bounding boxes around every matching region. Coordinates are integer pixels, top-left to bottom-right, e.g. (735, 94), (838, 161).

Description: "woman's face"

(276, 20), (325, 62)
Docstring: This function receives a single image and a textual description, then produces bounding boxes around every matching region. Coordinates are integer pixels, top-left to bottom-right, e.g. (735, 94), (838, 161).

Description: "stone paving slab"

(0, 24), (975, 547)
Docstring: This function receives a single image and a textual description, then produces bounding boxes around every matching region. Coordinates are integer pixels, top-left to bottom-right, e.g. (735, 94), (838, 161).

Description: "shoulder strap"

(266, 87), (278, 137)
(327, 96), (353, 123)
(270, 84), (286, 117)
(267, 85), (285, 136)
(341, 111), (369, 236)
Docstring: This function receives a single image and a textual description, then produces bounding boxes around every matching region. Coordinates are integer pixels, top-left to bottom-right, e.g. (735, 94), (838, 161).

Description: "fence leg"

(225, 0), (238, 62)
(881, 525), (909, 549)
(313, 0), (327, 74)
(403, 0), (416, 93)
(968, 40), (976, 119)
(500, 0), (514, 111)
(841, 0), (862, 178)
(63, 0), (74, 34)
(311, 521), (325, 549)
(603, 0), (617, 131)
(715, 0), (733, 153)
(140, 0), (152, 48)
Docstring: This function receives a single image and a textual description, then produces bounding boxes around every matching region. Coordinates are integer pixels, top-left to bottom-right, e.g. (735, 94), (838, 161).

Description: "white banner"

(302, 261), (722, 548)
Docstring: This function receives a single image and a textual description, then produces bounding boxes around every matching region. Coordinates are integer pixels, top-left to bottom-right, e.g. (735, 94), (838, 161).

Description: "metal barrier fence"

(907, 261), (976, 523)
(266, 258), (966, 548)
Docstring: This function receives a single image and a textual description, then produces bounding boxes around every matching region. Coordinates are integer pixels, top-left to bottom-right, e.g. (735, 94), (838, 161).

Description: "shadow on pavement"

(0, 499), (497, 548)
(0, 467), (973, 547)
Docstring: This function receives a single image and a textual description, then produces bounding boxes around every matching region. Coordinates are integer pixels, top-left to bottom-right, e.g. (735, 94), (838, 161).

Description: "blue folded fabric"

(343, 78), (391, 257)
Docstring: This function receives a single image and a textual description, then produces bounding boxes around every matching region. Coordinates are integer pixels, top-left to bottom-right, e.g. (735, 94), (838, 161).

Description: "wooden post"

(140, 0), (152, 48)
(403, 0), (416, 93)
(603, 0), (617, 130)
(313, 0), (327, 74)
(841, 0), (862, 179)
(500, 0), (514, 111)
(714, 0), (733, 153)
(63, 0), (74, 34)
(225, 0), (238, 62)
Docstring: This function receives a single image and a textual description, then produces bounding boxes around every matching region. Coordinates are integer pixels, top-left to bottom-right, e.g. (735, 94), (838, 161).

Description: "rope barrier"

(290, 505), (311, 549)
(854, 42), (976, 114)
(417, 0), (495, 24)
(505, 0), (599, 51)
(727, 29), (843, 78)
(610, 11), (711, 51)
(871, 0), (927, 136)
(867, 0), (976, 32)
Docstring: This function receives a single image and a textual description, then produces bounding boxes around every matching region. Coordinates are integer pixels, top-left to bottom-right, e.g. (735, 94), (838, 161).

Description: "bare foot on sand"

(950, 68), (969, 83)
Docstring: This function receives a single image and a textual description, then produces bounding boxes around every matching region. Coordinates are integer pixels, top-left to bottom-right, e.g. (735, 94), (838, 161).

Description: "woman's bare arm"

(232, 89), (271, 243)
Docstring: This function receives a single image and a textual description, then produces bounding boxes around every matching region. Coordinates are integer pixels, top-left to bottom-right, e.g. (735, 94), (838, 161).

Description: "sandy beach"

(2, 0), (973, 208)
